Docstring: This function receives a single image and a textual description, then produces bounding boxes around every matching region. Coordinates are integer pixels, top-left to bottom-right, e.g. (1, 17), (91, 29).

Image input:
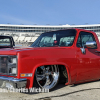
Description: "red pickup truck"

(0, 28), (100, 90)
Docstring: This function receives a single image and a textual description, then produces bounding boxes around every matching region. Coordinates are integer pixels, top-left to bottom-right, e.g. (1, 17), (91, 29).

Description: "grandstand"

(0, 24), (100, 46)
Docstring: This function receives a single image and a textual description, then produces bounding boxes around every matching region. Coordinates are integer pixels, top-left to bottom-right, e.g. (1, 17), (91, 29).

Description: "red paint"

(0, 29), (100, 88)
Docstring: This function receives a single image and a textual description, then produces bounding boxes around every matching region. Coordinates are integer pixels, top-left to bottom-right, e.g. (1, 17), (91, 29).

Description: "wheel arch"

(30, 62), (71, 88)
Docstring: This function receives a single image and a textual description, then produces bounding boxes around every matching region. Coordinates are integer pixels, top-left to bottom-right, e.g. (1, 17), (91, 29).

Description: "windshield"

(0, 37), (11, 47)
(31, 29), (76, 47)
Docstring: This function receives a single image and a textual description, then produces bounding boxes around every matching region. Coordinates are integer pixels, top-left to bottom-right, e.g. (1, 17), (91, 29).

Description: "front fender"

(29, 62), (71, 88)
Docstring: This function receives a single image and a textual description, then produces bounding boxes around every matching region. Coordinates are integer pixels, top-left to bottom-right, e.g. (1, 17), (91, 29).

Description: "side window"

(76, 31), (97, 48)
(59, 36), (75, 46)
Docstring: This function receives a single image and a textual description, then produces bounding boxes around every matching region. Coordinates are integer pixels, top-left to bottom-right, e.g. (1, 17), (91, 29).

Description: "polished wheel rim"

(35, 65), (59, 89)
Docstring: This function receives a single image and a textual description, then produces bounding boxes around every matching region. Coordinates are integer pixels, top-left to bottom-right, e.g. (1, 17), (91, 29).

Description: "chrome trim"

(0, 76), (27, 88)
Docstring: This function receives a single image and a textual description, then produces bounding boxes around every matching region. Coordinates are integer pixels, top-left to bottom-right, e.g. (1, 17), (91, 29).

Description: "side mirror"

(80, 41), (96, 54)
(85, 41), (96, 48)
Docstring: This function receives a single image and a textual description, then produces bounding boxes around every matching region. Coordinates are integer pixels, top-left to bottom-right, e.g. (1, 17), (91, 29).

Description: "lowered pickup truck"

(0, 29), (100, 90)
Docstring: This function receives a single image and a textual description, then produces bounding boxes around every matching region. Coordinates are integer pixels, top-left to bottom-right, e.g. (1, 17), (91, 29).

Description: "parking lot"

(0, 80), (100, 100)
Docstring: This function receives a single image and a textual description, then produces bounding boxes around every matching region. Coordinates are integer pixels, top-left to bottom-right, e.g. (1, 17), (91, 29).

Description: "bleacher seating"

(34, 34), (40, 37)
(0, 32), (40, 46)
(18, 36), (25, 43)
(0, 33), (4, 35)
(24, 37), (32, 42)
(31, 37), (38, 42)
(13, 37), (19, 42)
(4, 33), (12, 36)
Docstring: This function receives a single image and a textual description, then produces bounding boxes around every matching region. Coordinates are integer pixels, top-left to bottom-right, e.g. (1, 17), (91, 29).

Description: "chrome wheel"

(35, 65), (59, 89)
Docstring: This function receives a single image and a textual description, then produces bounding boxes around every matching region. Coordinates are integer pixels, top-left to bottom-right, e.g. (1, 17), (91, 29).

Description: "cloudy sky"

(0, 0), (100, 25)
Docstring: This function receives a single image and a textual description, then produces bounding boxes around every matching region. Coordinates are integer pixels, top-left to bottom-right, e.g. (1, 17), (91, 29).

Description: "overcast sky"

(0, 0), (100, 25)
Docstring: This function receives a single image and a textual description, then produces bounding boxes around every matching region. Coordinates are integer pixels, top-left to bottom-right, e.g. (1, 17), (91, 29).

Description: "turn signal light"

(20, 73), (32, 77)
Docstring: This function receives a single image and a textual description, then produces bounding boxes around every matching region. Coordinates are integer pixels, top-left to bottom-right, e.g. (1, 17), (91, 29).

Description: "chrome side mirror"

(85, 41), (96, 48)
(80, 41), (96, 54)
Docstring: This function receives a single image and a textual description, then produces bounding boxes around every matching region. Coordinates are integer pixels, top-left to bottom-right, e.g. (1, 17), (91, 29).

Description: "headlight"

(12, 58), (17, 64)
(11, 68), (17, 74)
(8, 55), (17, 75)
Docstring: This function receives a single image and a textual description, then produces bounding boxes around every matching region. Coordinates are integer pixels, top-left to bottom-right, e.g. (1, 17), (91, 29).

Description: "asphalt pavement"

(0, 80), (100, 100)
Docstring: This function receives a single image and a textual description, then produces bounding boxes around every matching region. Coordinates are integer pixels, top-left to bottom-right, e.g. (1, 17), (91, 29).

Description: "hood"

(0, 46), (74, 55)
(0, 46), (34, 55)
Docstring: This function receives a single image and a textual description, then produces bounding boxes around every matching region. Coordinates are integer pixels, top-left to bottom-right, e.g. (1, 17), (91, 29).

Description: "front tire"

(33, 65), (59, 90)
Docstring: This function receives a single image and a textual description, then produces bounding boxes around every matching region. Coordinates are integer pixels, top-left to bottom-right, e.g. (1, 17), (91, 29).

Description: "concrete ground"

(0, 80), (100, 100)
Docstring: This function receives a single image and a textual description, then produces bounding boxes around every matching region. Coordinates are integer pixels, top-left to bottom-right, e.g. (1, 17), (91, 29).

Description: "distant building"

(0, 24), (100, 45)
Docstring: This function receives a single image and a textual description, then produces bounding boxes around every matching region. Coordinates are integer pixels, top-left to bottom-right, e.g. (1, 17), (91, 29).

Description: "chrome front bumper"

(0, 76), (27, 88)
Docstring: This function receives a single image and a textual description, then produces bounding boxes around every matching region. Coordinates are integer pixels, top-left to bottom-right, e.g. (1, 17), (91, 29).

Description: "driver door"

(76, 31), (100, 82)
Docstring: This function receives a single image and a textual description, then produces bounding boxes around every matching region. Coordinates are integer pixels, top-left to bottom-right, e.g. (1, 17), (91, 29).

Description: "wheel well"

(33, 64), (68, 87)
(58, 65), (68, 84)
